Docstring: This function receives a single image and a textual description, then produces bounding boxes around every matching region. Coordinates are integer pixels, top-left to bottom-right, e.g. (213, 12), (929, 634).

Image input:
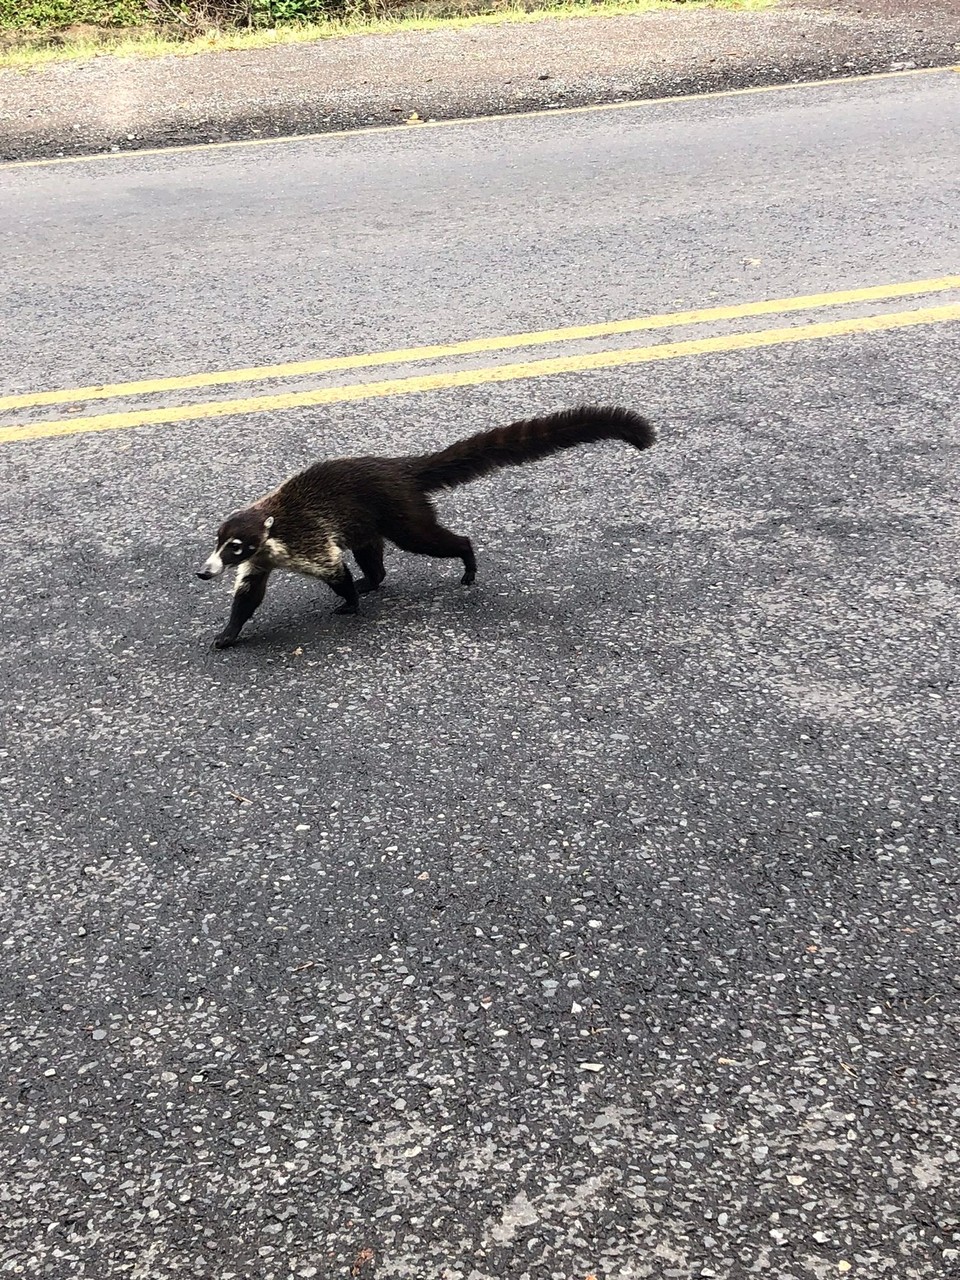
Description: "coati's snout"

(197, 550), (225, 580)
(197, 511), (274, 581)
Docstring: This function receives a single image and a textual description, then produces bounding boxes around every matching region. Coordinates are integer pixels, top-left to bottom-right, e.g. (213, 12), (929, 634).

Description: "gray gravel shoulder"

(2, 1), (960, 162)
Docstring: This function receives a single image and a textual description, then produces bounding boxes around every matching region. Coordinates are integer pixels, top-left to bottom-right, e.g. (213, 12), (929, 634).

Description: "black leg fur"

(353, 541), (387, 594)
(328, 564), (361, 615)
(382, 504), (476, 586)
(215, 569), (272, 649)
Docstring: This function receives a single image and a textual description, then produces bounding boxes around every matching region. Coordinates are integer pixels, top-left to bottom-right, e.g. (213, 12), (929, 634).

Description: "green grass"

(0, 0), (775, 69)
(0, 0), (148, 27)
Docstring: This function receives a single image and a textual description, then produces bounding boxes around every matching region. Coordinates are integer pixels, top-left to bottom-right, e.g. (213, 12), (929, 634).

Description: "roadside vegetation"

(0, 0), (773, 66)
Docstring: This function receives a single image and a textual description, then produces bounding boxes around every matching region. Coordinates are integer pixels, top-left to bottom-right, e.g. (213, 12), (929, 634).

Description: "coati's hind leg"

(352, 540), (387, 594)
(215, 566), (272, 649)
(382, 503), (477, 586)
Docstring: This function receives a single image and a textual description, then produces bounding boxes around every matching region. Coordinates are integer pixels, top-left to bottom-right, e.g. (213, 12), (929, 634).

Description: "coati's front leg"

(215, 566), (272, 649)
(458, 540), (477, 586)
(353, 541), (386, 595)
(327, 563), (361, 616)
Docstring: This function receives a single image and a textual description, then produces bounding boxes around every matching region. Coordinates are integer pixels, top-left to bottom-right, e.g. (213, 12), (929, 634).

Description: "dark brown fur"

(198, 404), (656, 648)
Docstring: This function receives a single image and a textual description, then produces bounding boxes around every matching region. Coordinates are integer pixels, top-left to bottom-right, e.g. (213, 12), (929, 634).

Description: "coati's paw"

(213, 630), (239, 649)
(334, 601), (359, 616)
(355, 578), (380, 595)
(460, 570), (476, 586)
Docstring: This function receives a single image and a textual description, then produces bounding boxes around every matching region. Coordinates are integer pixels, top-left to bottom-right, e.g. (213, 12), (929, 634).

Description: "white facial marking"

(201, 550), (224, 577)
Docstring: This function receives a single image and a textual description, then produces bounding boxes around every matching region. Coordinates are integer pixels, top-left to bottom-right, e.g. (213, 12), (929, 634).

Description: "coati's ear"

(263, 516), (274, 531)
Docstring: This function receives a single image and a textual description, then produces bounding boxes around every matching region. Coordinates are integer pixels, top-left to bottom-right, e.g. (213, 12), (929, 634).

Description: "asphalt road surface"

(2, 70), (960, 1280)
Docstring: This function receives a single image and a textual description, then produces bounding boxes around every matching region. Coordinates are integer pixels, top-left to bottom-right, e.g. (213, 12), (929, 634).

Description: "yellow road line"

(4, 65), (956, 173)
(3, 302), (958, 447)
(4, 274), (960, 413)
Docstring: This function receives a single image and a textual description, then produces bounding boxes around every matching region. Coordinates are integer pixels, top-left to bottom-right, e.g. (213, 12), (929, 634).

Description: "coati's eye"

(228, 538), (244, 553)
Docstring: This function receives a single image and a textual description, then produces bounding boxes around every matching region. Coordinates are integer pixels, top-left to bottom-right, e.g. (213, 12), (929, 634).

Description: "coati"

(197, 403), (656, 648)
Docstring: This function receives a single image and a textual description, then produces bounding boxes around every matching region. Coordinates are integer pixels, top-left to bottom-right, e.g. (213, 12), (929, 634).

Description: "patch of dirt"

(2, 2), (959, 162)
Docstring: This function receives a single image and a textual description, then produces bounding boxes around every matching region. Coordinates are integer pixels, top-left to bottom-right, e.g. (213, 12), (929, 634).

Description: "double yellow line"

(2, 274), (959, 446)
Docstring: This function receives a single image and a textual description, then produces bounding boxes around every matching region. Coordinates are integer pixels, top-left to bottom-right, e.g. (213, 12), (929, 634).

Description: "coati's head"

(197, 509), (274, 580)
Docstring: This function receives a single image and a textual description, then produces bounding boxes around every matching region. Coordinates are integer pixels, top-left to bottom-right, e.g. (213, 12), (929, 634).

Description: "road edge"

(2, 13), (960, 164)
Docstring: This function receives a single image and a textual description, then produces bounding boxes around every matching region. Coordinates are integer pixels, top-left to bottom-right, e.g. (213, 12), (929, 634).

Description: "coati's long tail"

(412, 404), (656, 494)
